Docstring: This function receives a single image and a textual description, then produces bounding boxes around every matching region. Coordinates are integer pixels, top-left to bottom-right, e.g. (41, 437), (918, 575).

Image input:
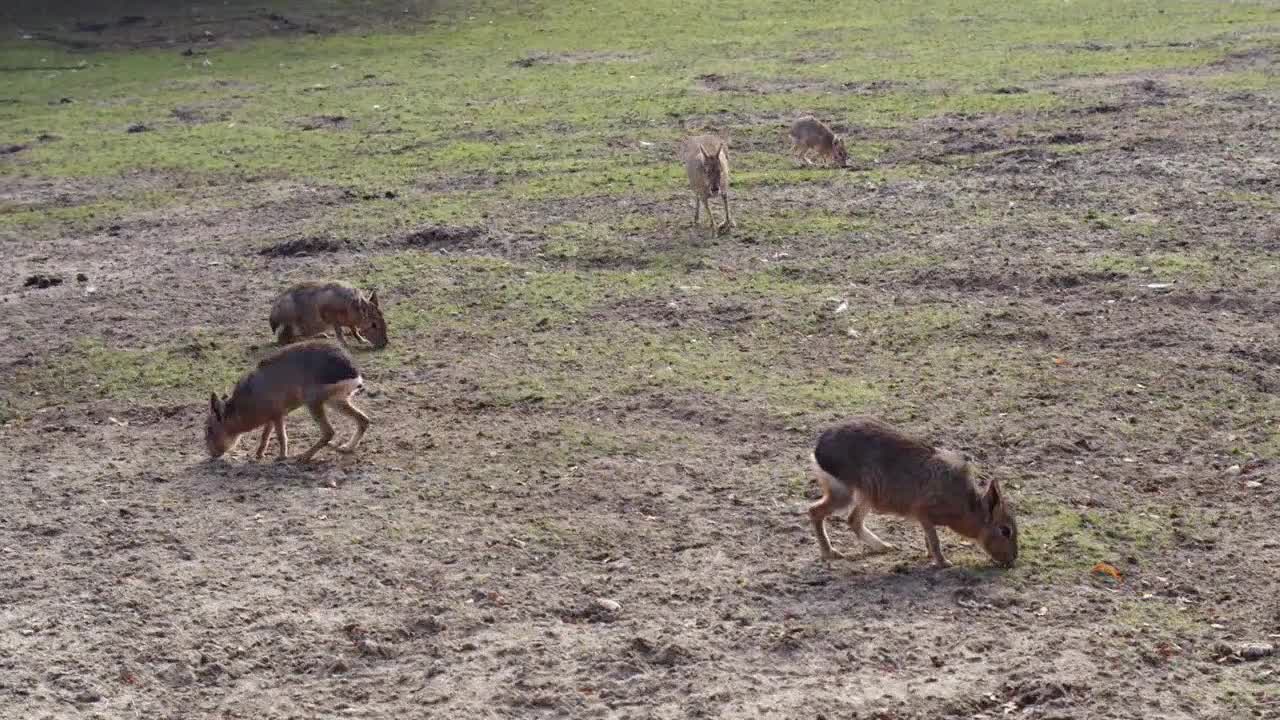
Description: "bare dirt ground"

(2, 5), (1280, 720)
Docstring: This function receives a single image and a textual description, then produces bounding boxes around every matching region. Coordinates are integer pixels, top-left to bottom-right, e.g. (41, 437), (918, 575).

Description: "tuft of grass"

(1088, 252), (1214, 281)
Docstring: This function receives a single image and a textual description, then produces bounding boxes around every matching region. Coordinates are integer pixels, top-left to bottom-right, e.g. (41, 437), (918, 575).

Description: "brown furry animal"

(789, 116), (848, 168)
(808, 417), (1017, 568)
(679, 134), (733, 235)
(269, 281), (387, 349)
(205, 340), (371, 462)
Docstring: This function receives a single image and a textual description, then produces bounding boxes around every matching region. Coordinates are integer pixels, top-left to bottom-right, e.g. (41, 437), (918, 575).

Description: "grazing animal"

(679, 134), (733, 235)
(204, 340), (371, 462)
(269, 281), (387, 349)
(789, 116), (848, 168)
(807, 417), (1017, 568)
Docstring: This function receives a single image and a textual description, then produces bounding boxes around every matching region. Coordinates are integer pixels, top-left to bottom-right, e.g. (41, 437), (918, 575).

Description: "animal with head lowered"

(808, 417), (1017, 568)
(789, 116), (848, 168)
(679, 134), (734, 235)
(269, 280), (387, 349)
(205, 340), (371, 462)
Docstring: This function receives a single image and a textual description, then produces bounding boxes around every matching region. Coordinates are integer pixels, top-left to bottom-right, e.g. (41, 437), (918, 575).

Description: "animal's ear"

(209, 392), (223, 420)
(368, 290), (379, 307)
(985, 477), (1003, 513)
(699, 147), (710, 160)
(717, 145), (727, 159)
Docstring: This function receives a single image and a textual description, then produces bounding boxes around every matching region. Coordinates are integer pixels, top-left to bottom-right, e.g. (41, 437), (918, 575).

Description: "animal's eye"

(999, 526), (1012, 538)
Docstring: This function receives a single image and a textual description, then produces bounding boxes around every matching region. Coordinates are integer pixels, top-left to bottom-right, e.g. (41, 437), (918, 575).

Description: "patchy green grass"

(10, 337), (251, 410)
(1015, 499), (1173, 580)
(1088, 251), (1215, 281)
(482, 328), (884, 414)
(2, 0), (1274, 192)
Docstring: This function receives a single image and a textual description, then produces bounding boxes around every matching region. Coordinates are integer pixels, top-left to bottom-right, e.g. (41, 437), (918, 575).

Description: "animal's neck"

(222, 394), (264, 434)
(944, 487), (987, 540)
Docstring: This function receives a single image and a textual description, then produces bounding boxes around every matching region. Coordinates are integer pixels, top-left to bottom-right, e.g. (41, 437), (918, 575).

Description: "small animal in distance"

(679, 134), (734, 235)
(269, 280), (388, 349)
(789, 116), (848, 168)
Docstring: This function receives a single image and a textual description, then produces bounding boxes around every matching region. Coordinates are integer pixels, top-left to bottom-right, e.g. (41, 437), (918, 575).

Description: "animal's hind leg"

(329, 397), (370, 453)
(296, 403), (336, 462)
(253, 424), (273, 459)
(848, 497), (895, 553)
(808, 469), (852, 561)
(692, 196), (700, 225)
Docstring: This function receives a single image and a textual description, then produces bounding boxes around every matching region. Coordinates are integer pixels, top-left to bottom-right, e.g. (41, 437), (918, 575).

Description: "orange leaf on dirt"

(1092, 561), (1123, 582)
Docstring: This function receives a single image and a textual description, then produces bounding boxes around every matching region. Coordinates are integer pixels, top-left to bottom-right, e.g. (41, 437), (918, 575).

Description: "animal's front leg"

(253, 424), (273, 459)
(921, 522), (952, 568)
(351, 327), (370, 344)
(718, 193), (733, 233)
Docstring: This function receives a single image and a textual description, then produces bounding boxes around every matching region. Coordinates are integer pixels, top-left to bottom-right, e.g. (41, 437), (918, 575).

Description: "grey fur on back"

(814, 416), (973, 515)
(269, 281), (360, 333)
(790, 116), (835, 145)
(226, 340), (359, 418)
(268, 280), (387, 348)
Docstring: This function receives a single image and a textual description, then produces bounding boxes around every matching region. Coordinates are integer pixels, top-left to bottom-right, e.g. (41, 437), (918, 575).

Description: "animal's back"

(814, 417), (949, 514)
(230, 341), (360, 419)
(814, 417), (929, 475)
(270, 281), (359, 333)
(259, 340), (358, 381)
(790, 116), (833, 146)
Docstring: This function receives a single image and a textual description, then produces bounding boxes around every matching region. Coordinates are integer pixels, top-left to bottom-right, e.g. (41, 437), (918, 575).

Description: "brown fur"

(789, 116), (848, 167)
(807, 417), (1018, 568)
(269, 281), (388, 349)
(205, 340), (371, 462)
(679, 134), (733, 235)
